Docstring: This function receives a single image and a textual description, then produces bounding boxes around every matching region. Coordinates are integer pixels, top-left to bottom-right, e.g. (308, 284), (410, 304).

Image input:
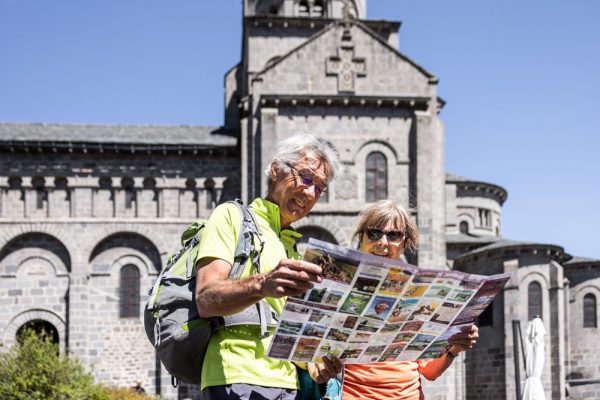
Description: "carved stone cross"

(326, 46), (366, 93)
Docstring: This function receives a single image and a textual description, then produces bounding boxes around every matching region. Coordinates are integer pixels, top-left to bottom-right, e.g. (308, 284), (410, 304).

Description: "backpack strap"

(214, 199), (274, 338)
(229, 199), (264, 279)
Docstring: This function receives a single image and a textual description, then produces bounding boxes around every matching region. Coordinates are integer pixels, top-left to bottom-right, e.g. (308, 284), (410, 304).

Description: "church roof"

(254, 19), (436, 83)
(0, 123), (236, 147)
(446, 172), (508, 205)
(564, 256), (600, 265)
(446, 233), (501, 244)
(453, 239), (571, 264)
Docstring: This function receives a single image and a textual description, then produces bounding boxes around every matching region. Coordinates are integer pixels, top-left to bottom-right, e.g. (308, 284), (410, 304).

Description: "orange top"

(343, 360), (442, 400)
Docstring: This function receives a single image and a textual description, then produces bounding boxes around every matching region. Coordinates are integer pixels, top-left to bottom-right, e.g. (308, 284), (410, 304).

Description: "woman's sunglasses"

(364, 227), (406, 243)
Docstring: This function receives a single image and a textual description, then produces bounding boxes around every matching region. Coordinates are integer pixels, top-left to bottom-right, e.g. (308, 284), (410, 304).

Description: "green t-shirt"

(195, 198), (302, 390)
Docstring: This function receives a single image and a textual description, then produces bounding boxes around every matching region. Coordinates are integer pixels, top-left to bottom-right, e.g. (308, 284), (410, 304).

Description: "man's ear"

(270, 162), (280, 182)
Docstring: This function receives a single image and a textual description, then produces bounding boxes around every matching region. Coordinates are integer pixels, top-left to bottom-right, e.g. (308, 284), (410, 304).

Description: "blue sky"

(1, 0), (599, 259)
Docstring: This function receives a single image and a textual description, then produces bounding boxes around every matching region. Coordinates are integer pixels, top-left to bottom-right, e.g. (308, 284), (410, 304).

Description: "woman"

(309, 200), (479, 400)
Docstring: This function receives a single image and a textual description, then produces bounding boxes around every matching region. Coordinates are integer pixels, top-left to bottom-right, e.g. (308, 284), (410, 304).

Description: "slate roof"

(0, 123), (237, 147)
(445, 233), (501, 244)
(564, 256), (600, 265)
(453, 239), (571, 263)
(445, 172), (508, 205)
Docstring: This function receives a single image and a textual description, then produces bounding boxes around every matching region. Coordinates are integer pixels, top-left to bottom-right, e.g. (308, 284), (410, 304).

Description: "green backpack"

(144, 199), (277, 385)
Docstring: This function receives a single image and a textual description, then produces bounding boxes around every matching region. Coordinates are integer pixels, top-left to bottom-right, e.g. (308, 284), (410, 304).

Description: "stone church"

(0, 1), (598, 399)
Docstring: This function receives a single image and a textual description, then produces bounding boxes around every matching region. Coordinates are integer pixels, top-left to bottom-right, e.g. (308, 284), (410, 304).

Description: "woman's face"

(359, 220), (406, 261)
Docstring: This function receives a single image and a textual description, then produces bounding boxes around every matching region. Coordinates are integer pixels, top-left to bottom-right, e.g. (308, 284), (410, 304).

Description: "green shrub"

(0, 330), (158, 399)
(102, 386), (155, 400)
(0, 329), (107, 400)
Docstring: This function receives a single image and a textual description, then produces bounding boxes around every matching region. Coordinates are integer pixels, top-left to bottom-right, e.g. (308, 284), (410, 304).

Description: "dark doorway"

(16, 319), (59, 345)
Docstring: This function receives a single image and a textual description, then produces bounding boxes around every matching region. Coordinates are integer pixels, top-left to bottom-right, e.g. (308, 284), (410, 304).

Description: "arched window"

(459, 221), (469, 234)
(120, 264), (140, 318)
(366, 152), (387, 202)
(584, 293), (597, 328)
(528, 281), (542, 320)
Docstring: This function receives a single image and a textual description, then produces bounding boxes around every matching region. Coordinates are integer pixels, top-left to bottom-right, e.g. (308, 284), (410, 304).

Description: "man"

(195, 133), (343, 400)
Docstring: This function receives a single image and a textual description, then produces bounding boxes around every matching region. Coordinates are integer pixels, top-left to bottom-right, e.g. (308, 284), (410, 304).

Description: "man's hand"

(258, 259), (323, 298)
(307, 356), (343, 384)
(448, 324), (479, 354)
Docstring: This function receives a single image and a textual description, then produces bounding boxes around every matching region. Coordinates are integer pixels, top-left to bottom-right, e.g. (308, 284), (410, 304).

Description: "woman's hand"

(307, 355), (343, 384)
(447, 324), (479, 354)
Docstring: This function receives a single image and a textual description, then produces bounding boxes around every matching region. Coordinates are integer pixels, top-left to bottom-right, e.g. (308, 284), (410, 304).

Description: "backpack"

(144, 199), (278, 385)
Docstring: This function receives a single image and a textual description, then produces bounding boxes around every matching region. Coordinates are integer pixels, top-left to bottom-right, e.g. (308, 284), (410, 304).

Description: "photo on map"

(430, 302), (462, 324)
(402, 284), (428, 298)
(278, 321), (304, 335)
(353, 275), (381, 293)
(378, 268), (411, 295)
(424, 285), (451, 300)
(388, 298), (419, 323)
(326, 328), (352, 342)
(306, 249), (359, 285)
(268, 334), (297, 359)
(340, 291), (371, 315)
(379, 343), (406, 362)
(363, 295), (397, 320)
(301, 323), (327, 338)
(292, 337), (320, 361)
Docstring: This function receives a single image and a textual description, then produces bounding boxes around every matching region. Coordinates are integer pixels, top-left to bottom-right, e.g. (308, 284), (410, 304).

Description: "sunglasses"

(286, 163), (327, 197)
(364, 227), (406, 243)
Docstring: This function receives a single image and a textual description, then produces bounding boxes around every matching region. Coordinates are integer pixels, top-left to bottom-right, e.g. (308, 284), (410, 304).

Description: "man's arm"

(195, 257), (323, 318)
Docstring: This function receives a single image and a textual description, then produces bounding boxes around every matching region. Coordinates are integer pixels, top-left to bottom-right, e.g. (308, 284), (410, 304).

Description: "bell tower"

(243, 0), (366, 19)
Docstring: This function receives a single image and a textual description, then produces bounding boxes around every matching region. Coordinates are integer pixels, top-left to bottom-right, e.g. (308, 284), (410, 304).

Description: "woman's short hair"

(352, 200), (419, 253)
(264, 133), (342, 189)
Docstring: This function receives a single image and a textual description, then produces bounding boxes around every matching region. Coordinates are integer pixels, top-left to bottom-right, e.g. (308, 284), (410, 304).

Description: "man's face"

(268, 154), (328, 228)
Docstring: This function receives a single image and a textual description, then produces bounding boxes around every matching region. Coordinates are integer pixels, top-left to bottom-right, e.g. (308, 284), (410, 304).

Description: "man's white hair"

(264, 133), (342, 188)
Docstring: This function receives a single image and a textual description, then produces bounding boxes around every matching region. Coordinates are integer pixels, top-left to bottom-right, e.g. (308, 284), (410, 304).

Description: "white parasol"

(522, 316), (547, 400)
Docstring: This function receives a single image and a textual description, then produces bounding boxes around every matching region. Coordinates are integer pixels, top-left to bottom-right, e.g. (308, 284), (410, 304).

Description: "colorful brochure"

(266, 239), (511, 364)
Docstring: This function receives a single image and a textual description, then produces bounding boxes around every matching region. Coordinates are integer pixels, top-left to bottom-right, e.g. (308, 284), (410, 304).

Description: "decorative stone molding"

(335, 173), (357, 199)
(2, 309), (66, 353)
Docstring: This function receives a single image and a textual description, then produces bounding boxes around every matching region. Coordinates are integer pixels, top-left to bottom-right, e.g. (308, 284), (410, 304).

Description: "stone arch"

(296, 225), (338, 244)
(254, 0), (284, 16)
(571, 280), (600, 329)
(519, 269), (550, 323)
(2, 309), (66, 353)
(457, 213), (475, 235)
(84, 224), (169, 268)
(16, 319), (59, 346)
(0, 232), (72, 273)
(295, 0), (327, 17)
(110, 254), (155, 278)
(353, 141), (401, 203)
(294, 217), (347, 247)
(295, 225), (338, 259)
(90, 232), (162, 273)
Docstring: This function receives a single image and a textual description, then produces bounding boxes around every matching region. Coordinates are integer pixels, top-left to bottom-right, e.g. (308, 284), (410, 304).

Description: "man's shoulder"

(208, 201), (244, 223)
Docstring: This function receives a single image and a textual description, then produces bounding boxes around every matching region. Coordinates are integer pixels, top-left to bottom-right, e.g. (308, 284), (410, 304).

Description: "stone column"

(549, 261), (566, 400)
(260, 107), (278, 198)
(414, 110), (446, 268)
(68, 177), (95, 218)
(503, 259), (520, 400)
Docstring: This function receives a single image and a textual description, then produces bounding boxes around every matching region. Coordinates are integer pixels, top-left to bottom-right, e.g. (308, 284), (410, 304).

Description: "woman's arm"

(418, 325), (479, 381)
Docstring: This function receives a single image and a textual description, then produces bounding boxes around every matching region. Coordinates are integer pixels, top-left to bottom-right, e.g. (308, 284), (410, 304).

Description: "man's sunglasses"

(286, 163), (327, 197)
(364, 227), (406, 243)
